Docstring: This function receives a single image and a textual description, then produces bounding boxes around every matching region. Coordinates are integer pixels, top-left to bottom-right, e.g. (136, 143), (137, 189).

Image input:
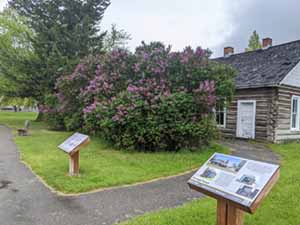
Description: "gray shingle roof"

(215, 40), (300, 89)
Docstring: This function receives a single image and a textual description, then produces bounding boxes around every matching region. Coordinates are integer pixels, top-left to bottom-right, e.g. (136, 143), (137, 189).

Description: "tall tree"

(246, 30), (262, 52)
(8, 0), (111, 100)
(0, 9), (38, 98)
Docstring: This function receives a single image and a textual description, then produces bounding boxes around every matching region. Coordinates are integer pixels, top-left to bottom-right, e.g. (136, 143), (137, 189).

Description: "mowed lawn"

(120, 143), (300, 225)
(0, 112), (228, 193)
(0, 111), (39, 128)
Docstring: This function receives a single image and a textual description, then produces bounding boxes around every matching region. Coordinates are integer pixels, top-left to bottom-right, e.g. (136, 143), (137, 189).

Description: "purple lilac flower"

(143, 53), (149, 60)
(127, 84), (140, 93)
(195, 47), (204, 58)
(112, 115), (120, 122)
(133, 63), (140, 73)
(83, 101), (98, 114)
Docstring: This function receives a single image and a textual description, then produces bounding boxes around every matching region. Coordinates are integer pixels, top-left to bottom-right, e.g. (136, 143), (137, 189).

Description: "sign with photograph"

(58, 133), (89, 154)
(188, 153), (280, 207)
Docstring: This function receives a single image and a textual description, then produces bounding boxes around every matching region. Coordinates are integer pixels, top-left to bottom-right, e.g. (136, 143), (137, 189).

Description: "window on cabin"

(216, 101), (226, 128)
(291, 96), (300, 130)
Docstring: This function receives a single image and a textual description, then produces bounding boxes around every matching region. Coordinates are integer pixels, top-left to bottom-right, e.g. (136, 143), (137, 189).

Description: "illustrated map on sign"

(188, 153), (279, 207)
(58, 133), (89, 154)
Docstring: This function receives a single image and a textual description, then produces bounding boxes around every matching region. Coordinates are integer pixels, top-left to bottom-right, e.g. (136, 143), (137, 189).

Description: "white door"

(237, 101), (256, 139)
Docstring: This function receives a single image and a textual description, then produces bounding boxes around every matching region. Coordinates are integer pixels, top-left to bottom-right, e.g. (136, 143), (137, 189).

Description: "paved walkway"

(220, 139), (280, 164)
(0, 126), (280, 225)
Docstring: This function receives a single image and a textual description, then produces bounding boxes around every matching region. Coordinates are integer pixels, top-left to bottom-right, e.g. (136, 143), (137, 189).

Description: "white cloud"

(102, 0), (239, 53)
(0, 0), (244, 55)
(0, 0), (7, 10)
(2, 0), (300, 57)
(219, 0), (300, 56)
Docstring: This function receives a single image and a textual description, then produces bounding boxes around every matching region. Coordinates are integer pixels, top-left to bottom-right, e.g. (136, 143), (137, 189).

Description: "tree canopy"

(0, 95), (36, 109)
(7, 0), (111, 101)
(246, 30), (262, 52)
(0, 9), (38, 98)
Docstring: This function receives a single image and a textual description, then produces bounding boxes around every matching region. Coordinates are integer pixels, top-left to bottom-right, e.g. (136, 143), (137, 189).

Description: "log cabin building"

(215, 38), (300, 143)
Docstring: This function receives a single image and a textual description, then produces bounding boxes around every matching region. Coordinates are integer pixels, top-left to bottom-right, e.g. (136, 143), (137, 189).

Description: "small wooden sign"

(58, 133), (90, 176)
(188, 153), (280, 225)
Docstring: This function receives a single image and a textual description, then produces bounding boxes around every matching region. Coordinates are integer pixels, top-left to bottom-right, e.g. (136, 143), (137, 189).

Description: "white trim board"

(236, 100), (256, 139)
(290, 95), (300, 131)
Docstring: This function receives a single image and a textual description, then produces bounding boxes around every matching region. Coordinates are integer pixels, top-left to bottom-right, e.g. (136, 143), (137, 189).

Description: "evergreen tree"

(8, 0), (111, 99)
(246, 30), (262, 52)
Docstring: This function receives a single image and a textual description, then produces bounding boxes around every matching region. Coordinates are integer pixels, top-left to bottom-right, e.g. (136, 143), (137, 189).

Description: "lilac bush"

(46, 42), (236, 151)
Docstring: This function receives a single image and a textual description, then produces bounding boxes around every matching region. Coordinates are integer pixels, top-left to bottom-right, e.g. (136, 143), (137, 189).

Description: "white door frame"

(236, 100), (256, 139)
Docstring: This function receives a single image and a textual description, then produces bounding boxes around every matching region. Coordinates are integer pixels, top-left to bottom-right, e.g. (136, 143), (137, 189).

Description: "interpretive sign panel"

(58, 133), (89, 154)
(188, 153), (280, 209)
(58, 133), (90, 176)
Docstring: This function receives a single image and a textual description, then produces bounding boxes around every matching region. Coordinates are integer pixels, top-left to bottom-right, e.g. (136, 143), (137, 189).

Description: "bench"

(17, 120), (30, 136)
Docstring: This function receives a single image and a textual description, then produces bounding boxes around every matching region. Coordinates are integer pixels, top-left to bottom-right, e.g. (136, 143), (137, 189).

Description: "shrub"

(96, 91), (218, 151)
(47, 42), (236, 151)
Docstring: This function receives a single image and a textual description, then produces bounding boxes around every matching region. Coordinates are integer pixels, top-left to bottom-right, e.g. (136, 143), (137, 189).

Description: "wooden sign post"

(217, 200), (244, 225)
(188, 153), (280, 225)
(58, 133), (90, 176)
(69, 151), (80, 176)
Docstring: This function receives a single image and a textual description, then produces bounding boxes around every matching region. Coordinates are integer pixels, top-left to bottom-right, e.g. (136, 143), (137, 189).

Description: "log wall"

(275, 85), (300, 142)
(220, 87), (277, 142)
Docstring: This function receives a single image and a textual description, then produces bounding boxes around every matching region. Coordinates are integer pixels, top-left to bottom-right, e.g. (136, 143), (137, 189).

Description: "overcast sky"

(1, 0), (300, 57)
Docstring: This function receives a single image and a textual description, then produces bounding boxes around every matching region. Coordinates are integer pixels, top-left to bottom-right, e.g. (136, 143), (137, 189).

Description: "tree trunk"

(36, 111), (45, 121)
(36, 103), (45, 121)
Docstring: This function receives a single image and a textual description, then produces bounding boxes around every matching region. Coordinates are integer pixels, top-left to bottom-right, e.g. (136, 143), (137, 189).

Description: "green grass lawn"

(0, 111), (39, 128)
(0, 112), (228, 193)
(120, 143), (300, 225)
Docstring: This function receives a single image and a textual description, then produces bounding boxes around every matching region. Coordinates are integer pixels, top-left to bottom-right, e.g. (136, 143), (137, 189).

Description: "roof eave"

(235, 84), (280, 90)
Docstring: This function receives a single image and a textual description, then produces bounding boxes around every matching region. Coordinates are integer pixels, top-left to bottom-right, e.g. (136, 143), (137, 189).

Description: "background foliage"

(5, 0), (111, 104)
(0, 9), (37, 98)
(246, 30), (262, 52)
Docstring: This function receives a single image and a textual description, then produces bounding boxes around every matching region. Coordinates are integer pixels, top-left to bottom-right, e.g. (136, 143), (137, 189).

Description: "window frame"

(215, 101), (227, 128)
(290, 95), (300, 131)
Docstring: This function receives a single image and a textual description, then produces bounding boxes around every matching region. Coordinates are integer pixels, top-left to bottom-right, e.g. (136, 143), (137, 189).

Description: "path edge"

(21, 159), (198, 196)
